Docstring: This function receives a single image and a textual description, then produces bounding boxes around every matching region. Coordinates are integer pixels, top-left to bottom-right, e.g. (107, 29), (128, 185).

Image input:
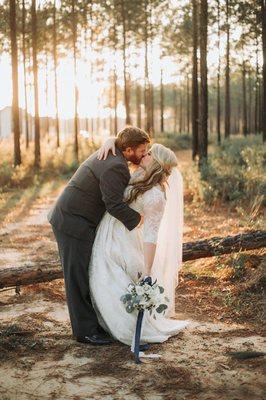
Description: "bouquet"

(120, 273), (169, 363)
(120, 273), (169, 316)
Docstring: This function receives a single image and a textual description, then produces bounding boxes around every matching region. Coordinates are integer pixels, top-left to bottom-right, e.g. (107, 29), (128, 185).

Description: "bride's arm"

(142, 190), (166, 278)
(143, 243), (156, 276)
(97, 137), (116, 160)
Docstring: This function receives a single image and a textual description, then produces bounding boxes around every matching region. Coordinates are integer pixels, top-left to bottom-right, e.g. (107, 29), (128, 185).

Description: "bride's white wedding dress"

(88, 168), (189, 348)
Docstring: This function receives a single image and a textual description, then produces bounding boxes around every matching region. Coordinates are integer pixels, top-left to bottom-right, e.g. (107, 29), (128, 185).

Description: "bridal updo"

(126, 143), (178, 204)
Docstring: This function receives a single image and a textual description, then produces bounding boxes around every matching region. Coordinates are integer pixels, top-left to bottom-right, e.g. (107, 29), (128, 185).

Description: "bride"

(88, 143), (189, 353)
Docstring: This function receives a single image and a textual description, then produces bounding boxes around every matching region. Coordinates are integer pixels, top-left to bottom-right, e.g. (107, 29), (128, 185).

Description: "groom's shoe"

(76, 334), (113, 345)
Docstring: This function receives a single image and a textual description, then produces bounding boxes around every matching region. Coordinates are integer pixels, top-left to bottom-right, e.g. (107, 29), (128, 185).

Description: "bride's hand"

(136, 215), (144, 228)
(97, 137), (116, 160)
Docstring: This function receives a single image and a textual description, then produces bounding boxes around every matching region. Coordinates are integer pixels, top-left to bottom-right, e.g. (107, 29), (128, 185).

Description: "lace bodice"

(124, 184), (166, 244)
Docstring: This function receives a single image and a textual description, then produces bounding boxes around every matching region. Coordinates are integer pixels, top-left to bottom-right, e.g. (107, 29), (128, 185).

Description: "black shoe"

(76, 334), (113, 345)
(97, 325), (110, 337)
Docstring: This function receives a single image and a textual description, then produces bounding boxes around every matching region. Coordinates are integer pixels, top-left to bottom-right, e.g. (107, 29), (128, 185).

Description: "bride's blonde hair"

(126, 143), (178, 204)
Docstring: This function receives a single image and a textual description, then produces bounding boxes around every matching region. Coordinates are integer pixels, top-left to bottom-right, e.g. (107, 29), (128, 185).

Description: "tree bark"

(248, 67), (252, 134)
(112, 24), (118, 133)
(255, 36), (259, 134)
(53, 0), (60, 148)
(144, 0), (151, 134)
(1, 230), (265, 289)
(173, 86), (178, 133)
(32, 0), (41, 169)
(179, 87), (183, 134)
(199, 0), (208, 166)
(186, 71), (190, 134)
(121, 0), (131, 125)
(44, 48), (50, 140)
(192, 0), (199, 159)
(22, 0), (29, 149)
(159, 67), (164, 134)
(262, 0), (266, 142)
(224, 0), (231, 138)
(72, 0), (79, 161)
(114, 67), (118, 133)
(136, 84), (142, 128)
(242, 60), (248, 136)
(217, 0), (221, 145)
(10, 0), (21, 166)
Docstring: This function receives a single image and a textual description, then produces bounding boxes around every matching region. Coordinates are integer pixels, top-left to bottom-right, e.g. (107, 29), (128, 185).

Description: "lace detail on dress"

(142, 187), (166, 244)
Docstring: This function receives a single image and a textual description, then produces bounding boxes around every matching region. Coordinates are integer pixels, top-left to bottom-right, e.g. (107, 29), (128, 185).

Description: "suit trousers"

(52, 226), (99, 337)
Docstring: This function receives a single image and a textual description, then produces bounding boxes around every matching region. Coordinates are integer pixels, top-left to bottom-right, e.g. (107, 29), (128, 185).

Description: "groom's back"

(47, 149), (130, 240)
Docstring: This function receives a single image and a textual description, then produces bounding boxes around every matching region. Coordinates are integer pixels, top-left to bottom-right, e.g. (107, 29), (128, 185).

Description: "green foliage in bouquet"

(120, 272), (169, 319)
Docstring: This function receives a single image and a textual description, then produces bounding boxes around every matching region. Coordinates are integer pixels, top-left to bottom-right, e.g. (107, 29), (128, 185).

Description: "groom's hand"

(97, 137), (116, 160)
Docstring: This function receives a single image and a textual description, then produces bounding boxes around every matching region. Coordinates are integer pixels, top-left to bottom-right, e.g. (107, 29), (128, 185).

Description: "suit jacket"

(47, 147), (141, 240)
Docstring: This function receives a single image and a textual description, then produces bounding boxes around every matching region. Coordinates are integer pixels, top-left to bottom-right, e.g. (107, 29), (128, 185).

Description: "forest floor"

(0, 149), (265, 400)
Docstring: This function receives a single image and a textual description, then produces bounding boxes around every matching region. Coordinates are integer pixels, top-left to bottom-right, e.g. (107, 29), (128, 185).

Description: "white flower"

(135, 286), (145, 296)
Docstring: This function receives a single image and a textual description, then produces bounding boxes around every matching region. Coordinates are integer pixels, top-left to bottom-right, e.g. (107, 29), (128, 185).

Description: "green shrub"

(185, 135), (265, 207)
(156, 133), (192, 150)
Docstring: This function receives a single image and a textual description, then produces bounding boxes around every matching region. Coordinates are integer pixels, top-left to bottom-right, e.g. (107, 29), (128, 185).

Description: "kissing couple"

(48, 126), (189, 358)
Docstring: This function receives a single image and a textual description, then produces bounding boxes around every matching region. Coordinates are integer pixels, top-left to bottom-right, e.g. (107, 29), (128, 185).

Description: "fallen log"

(182, 229), (266, 261)
(0, 230), (265, 289)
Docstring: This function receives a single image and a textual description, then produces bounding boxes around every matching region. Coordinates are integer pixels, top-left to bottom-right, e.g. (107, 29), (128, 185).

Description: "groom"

(48, 126), (150, 345)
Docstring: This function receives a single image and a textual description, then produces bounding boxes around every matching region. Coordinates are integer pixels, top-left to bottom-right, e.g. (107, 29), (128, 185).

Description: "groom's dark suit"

(48, 147), (141, 337)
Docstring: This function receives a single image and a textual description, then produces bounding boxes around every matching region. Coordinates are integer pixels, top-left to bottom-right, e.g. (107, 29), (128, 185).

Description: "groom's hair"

(115, 126), (150, 150)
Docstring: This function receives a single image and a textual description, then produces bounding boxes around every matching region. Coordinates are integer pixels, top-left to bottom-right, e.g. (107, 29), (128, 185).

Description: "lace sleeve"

(143, 188), (166, 244)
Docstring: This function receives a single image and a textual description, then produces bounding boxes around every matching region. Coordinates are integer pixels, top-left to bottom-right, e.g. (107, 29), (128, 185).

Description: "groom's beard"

(127, 155), (143, 165)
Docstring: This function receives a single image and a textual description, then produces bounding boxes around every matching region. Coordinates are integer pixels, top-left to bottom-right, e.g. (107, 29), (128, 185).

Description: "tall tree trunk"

(248, 67), (252, 134)
(144, 0), (151, 134)
(186, 71), (190, 134)
(112, 24), (118, 133)
(160, 67), (164, 133)
(10, 0), (21, 166)
(258, 76), (262, 133)
(45, 48), (49, 140)
(224, 0), (231, 138)
(22, 0), (29, 149)
(136, 84), (142, 128)
(113, 67), (118, 134)
(144, 34), (150, 133)
(255, 36), (259, 134)
(84, 1), (89, 134)
(72, 0), (79, 161)
(89, 0), (94, 139)
(53, 0), (60, 148)
(242, 61), (248, 136)
(199, 0), (208, 167)
(217, 0), (221, 144)
(237, 102), (241, 133)
(148, 3), (154, 135)
(262, 0), (266, 142)
(108, 81), (113, 135)
(179, 88), (183, 134)
(32, 0), (40, 169)
(173, 86), (178, 133)
(121, 0), (130, 125)
(149, 83), (154, 135)
(192, 0), (199, 159)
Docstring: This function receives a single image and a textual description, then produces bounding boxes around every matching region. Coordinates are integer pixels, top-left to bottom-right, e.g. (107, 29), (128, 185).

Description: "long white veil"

(151, 167), (183, 317)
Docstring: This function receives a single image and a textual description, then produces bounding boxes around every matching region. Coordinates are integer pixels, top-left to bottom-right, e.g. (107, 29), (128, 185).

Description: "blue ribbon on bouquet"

(133, 276), (152, 364)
